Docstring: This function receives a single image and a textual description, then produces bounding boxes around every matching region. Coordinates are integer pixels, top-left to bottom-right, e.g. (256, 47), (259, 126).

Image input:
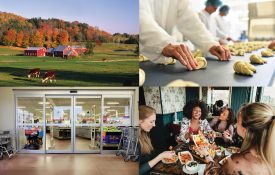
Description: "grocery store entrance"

(15, 90), (134, 154)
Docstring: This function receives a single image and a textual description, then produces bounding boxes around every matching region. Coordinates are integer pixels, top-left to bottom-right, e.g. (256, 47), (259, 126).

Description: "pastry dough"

(233, 60), (256, 76)
(192, 49), (203, 58)
(261, 49), (273, 57)
(139, 54), (150, 62)
(157, 57), (176, 65)
(194, 57), (207, 69)
(139, 68), (145, 86)
(167, 79), (199, 87)
(250, 54), (267, 64)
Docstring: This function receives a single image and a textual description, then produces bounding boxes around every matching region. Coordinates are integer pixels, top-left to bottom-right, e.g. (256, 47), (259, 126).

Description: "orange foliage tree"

(57, 30), (69, 45)
(3, 29), (17, 46)
(15, 31), (24, 47)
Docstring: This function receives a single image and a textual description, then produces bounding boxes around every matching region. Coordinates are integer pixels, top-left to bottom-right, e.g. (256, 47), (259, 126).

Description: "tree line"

(0, 12), (138, 48)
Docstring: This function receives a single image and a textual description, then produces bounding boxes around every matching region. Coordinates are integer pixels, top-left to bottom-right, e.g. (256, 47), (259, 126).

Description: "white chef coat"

(140, 0), (218, 64)
(215, 14), (230, 40)
(198, 10), (219, 40)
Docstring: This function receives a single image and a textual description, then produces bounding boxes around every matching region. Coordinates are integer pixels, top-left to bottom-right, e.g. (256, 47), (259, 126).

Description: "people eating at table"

(178, 99), (214, 142)
(209, 107), (234, 145)
(201, 102), (275, 175)
(139, 105), (175, 175)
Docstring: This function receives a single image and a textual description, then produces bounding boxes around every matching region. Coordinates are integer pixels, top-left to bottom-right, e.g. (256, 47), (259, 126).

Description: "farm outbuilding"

(24, 47), (46, 57)
(46, 48), (55, 56)
(53, 45), (72, 58)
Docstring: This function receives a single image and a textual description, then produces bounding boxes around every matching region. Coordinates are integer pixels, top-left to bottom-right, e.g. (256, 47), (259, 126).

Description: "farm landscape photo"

(0, 0), (139, 86)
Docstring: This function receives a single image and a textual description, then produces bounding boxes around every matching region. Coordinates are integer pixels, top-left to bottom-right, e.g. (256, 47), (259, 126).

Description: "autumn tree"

(57, 30), (69, 45)
(15, 31), (24, 47)
(22, 32), (30, 48)
(32, 30), (44, 46)
(3, 29), (17, 46)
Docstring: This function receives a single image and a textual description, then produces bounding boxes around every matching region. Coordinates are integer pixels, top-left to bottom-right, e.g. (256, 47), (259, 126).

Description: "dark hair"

(216, 100), (224, 107)
(183, 99), (208, 120)
(219, 5), (230, 14)
(214, 107), (234, 131)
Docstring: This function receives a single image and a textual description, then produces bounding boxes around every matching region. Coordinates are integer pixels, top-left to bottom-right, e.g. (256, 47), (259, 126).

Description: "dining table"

(150, 142), (229, 175)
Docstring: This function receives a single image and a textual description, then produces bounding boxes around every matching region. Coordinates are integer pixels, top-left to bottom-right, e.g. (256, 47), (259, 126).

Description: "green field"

(0, 44), (138, 86)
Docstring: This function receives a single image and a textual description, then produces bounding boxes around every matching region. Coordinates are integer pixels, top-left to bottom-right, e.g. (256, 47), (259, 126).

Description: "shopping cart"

(116, 126), (139, 162)
(0, 130), (16, 160)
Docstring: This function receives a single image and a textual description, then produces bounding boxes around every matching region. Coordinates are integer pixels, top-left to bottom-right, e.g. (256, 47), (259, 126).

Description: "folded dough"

(139, 54), (150, 62)
(250, 54), (267, 64)
(192, 49), (203, 58)
(157, 57), (176, 65)
(166, 79), (199, 87)
(139, 68), (145, 86)
(194, 57), (207, 69)
(261, 49), (274, 57)
(233, 60), (256, 76)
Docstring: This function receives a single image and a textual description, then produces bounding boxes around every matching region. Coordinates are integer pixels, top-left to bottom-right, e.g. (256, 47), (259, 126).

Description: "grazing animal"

(42, 71), (56, 83)
(28, 68), (40, 78)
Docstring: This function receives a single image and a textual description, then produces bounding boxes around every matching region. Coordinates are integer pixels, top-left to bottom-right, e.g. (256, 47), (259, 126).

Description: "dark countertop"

(140, 49), (275, 86)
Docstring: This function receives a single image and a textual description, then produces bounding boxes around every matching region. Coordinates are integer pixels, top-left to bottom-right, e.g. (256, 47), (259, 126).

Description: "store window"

(260, 87), (275, 107)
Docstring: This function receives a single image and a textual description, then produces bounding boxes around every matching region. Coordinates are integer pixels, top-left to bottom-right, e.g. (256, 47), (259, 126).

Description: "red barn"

(72, 45), (88, 55)
(24, 47), (46, 57)
(53, 45), (72, 58)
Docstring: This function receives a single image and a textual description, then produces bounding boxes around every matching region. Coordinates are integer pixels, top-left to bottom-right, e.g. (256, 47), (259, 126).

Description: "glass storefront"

(15, 90), (134, 153)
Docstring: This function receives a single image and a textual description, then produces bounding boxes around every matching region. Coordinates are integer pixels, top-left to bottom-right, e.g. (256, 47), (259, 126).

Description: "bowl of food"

(185, 161), (199, 172)
(178, 151), (193, 165)
(162, 154), (178, 164)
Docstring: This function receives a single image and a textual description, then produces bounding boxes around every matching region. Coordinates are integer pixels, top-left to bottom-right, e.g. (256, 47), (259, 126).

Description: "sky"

(0, 0), (139, 34)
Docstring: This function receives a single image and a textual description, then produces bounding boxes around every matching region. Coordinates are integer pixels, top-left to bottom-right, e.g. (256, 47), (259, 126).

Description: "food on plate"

(233, 60), (256, 76)
(166, 79), (199, 87)
(139, 68), (145, 86)
(250, 54), (267, 64)
(162, 154), (178, 164)
(157, 57), (176, 65)
(185, 161), (199, 172)
(139, 54), (149, 62)
(194, 57), (207, 69)
(227, 146), (240, 154)
(261, 49), (274, 57)
(178, 151), (193, 164)
(193, 131), (209, 148)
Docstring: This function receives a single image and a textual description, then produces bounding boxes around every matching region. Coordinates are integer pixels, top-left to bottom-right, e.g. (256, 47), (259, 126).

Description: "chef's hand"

(268, 41), (275, 49)
(162, 44), (198, 71)
(209, 45), (231, 61)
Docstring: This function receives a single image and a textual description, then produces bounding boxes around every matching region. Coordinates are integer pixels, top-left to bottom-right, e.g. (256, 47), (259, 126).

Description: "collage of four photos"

(0, 0), (275, 175)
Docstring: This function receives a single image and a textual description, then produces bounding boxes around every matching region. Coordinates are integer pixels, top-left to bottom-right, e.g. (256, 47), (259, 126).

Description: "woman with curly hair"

(178, 99), (213, 142)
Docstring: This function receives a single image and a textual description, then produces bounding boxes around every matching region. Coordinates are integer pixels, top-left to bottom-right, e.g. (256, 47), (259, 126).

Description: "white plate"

(178, 151), (193, 165)
(182, 163), (200, 174)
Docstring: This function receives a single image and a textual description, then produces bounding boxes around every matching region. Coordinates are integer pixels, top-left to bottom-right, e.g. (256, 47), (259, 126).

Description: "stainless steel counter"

(140, 49), (275, 86)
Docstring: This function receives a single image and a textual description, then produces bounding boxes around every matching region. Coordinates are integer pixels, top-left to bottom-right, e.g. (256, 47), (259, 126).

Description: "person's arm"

(176, 2), (217, 54)
(139, 151), (175, 175)
(209, 117), (219, 128)
(178, 118), (190, 142)
(176, 0), (230, 61)
(139, 0), (176, 63)
(223, 125), (234, 143)
(203, 119), (213, 132)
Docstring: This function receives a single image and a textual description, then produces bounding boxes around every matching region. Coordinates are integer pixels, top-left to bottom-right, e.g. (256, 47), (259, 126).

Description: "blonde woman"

(202, 102), (275, 175)
(139, 105), (175, 175)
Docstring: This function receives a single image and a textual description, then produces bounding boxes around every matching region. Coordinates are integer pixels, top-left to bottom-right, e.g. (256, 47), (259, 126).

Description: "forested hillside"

(0, 11), (138, 48)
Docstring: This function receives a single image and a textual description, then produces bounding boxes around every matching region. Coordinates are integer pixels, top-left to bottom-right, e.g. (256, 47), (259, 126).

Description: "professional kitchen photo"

(138, 86), (275, 175)
(139, 0), (275, 86)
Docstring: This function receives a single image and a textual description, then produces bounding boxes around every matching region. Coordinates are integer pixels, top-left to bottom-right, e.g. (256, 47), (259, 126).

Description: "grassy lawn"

(0, 44), (138, 86)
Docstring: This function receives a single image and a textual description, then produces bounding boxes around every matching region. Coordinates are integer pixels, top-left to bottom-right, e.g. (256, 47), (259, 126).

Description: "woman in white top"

(140, 0), (231, 71)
